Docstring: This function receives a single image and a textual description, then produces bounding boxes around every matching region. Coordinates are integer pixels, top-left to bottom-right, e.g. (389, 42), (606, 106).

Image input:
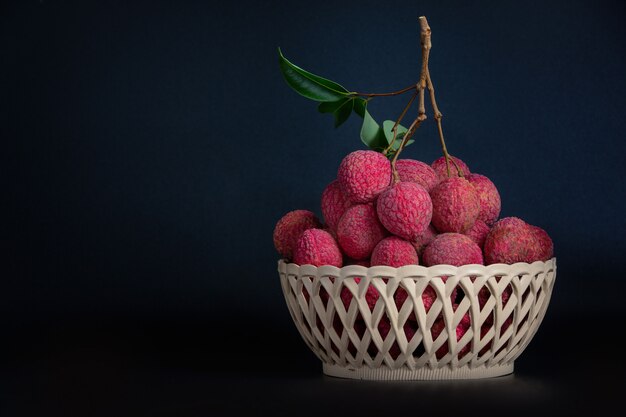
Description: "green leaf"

(382, 120), (415, 151)
(360, 109), (387, 151)
(353, 98), (367, 118)
(318, 98), (354, 128)
(318, 98), (349, 114)
(278, 48), (349, 102)
(332, 98), (354, 128)
(382, 120), (408, 144)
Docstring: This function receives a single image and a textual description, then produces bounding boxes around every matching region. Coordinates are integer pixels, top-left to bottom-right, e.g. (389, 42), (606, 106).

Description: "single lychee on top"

(483, 217), (537, 264)
(395, 159), (439, 192)
(430, 177), (480, 233)
(371, 236), (419, 267)
(273, 210), (322, 260)
(467, 173), (501, 226)
(337, 203), (387, 260)
(321, 179), (351, 231)
(422, 233), (484, 266)
(337, 150), (392, 203)
(293, 229), (343, 267)
(431, 155), (470, 182)
(377, 182), (433, 241)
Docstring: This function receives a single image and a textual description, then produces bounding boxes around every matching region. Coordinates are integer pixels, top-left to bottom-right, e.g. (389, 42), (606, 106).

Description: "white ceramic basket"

(278, 258), (556, 380)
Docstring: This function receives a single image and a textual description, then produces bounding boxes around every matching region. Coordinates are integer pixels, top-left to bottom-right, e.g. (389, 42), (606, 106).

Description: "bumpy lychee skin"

(321, 180), (351, 231)
(411, 224), (438, 256)
(293, 229), (343, 267)
(337, 150), (392, 203)
(464, 219), (490, 249)
(371, 236), (419, 267)
(431, 156), (471, 182)
(529, 225), (554, 261)
(377, 182), (433, 241)
(273, 210), (322, 259)
(467, 173), (501, 226)
(337, 204), (387, 260)
(430, 177), (480, 233)
(483, 217), (537, 265)
(422, 233), (484, 266)
(396, 159), (438, 192)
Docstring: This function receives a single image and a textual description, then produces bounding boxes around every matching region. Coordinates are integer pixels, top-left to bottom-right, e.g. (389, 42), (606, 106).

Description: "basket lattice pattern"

(278, 259), (556, 377)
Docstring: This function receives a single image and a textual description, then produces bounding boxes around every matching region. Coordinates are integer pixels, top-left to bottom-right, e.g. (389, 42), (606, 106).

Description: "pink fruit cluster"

(273, 151), (554, 359)
(274, 150), (553, 267)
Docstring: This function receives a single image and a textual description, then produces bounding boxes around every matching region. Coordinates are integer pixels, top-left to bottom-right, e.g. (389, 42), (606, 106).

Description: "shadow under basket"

(278, 258), (556, 380)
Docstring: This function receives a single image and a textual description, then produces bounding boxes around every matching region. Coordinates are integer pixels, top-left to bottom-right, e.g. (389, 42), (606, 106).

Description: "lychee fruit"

(340, 277), (380, 311)
(431, 155), (470, 182)
(529, 225), (554, 261)
(273, 210), (322, 260)
(430, 177), (480, 233)
(337, 150), (392, 203)
(395, 159), (438, 192)
(337, 203), (387, 260)
(376, 182), (432, 241)
(483, 217), (538, 264)
(463, 219), (490, 249)
(321, 179), (351, 231)
(371, 236), (419, 267)
(467, 173), (501, 226)
(422, 233), (484, 266)
(411, 224), (438, 256)
(293, 229), (343, 267)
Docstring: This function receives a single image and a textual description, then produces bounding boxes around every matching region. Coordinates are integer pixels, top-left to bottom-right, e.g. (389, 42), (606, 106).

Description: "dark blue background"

(5, 0), (625, 321)
(2, 1), (626, 414)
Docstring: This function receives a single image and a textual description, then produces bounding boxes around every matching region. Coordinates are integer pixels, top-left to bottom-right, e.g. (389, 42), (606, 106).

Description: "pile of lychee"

(274, 150), (553, 269)
(273, 150), (553, 359)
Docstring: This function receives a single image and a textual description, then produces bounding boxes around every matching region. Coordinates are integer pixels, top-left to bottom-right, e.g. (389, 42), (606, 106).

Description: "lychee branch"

(419, 16), (463, 178)
(352, 83), (419, 98)
(383, 90), (419, 156)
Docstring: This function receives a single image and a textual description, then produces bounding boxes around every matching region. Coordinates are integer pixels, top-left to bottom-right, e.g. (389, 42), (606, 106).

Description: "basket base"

(323, 362), (514, 380)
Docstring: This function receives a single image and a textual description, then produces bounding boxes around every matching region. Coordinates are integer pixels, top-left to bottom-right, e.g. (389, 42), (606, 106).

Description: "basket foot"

(322, 362), (514, 380)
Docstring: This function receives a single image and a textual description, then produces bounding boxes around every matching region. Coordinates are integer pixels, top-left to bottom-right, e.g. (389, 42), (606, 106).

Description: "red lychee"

(371, 236), (419, 267)
(463, 219), (490, 249)
(411, 224), (438, 256)
(293, 229), (343, 267)
(431, 155), (470, 182)
(376, 182), (433, 241)
(529, 225), (554, 261)
(467, 173), (501, 226)
(273, 210), (322, 260)
(483, 217), (538, 264)
(430, 177), (480, 233)
(396, 159), (439, 192)
(338, 150), (392, 203)
(423, 233), (484, 266)
(337, 203), (387, 260)
(321, 179), (351, 232)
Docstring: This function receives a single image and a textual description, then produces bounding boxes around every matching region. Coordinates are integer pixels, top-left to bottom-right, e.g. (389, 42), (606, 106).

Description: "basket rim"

(277, 257), (556, 273)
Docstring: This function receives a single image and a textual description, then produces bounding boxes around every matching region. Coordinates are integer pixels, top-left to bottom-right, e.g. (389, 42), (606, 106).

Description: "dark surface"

(2, 0), (626, 415)
(1, 313), (624, 416)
